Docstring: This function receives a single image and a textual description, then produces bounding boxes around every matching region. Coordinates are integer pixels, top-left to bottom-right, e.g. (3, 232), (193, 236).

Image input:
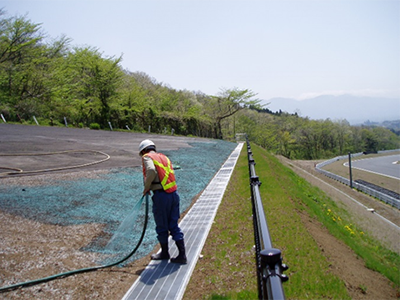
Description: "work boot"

(151, 243), (170, 260)
(170, 239), (187, 264)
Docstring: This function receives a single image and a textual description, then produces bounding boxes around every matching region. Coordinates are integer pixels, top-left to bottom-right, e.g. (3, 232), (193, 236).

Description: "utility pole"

(348, 152), (353, 188)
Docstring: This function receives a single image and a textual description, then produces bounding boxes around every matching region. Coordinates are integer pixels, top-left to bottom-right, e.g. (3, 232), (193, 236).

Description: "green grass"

(184, 143), (258, 299)
(251, 145), (350, 299)
(186, 144), (399, 299)
(269, 157), (399, 286)
(252, 145), (399, 290)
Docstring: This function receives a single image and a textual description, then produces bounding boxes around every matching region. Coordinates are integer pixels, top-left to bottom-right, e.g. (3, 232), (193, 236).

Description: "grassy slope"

(184, 141), (258, 300)
(185, 144), (399, 299)
(252, 145), (350, 299)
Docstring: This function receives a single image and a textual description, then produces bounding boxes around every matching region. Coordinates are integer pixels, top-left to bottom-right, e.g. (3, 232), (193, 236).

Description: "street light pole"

(348, 152), (353, 188)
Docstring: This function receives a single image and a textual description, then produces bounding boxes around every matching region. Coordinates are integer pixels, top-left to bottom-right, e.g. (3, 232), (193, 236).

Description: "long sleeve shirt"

(142, 152), (163, 191)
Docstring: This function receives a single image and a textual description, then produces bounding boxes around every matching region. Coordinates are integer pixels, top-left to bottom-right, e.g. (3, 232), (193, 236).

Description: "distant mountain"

(263, 95), (400, 125)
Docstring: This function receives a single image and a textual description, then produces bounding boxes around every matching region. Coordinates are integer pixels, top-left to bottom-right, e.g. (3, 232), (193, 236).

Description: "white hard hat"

(139, 139), (155, 154)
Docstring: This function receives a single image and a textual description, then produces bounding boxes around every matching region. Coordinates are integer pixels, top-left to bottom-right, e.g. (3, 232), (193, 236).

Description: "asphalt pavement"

(350, 155), (400, 179)
(0, 123), (212, 173)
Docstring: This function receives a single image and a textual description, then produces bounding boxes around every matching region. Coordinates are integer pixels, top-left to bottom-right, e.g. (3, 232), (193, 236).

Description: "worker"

(139, 139), (187, 264)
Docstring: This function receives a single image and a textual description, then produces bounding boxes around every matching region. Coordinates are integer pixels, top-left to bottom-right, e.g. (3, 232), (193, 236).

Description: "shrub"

(89, 123), (101, 130)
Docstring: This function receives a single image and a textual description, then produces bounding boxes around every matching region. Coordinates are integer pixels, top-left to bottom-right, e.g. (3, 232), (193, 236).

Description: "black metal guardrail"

(246, 138), (288, 300)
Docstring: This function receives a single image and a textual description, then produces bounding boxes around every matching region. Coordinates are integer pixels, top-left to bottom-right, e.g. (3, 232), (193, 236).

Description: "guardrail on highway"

(315, 150), (400, 209)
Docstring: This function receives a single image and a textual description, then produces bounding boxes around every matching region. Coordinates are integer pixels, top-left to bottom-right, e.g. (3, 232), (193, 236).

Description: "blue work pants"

(152, 190), (184, 244)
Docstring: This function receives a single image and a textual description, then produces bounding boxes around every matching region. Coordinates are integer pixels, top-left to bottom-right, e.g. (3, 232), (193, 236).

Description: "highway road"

(348, 154), (400, 180)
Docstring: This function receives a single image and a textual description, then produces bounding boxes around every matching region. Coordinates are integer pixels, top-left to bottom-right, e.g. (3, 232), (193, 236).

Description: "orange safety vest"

(143, 152), (177, 193)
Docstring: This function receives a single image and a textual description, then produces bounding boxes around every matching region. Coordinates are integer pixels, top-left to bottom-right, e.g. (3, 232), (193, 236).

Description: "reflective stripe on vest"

(143, 152), (177, 193)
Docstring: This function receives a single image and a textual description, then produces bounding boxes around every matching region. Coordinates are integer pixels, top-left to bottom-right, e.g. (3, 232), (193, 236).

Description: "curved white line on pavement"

(343, 162), (400, 180)
(353, 166), (398, 180)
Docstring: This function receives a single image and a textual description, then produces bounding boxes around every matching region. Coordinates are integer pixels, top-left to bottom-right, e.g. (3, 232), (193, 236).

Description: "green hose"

(0, 194), (149, 293)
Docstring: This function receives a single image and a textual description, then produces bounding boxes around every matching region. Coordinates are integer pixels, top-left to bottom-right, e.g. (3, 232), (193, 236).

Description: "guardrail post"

(260, 249), (288, 300)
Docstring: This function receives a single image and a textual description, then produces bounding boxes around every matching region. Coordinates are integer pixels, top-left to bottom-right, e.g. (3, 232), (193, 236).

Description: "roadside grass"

(253, 145), (399, 291)
(186, 145), (349, 299)
(186, 144), (399, 299)
(252, 145), (350, 299)
(184, 142), (258, 299)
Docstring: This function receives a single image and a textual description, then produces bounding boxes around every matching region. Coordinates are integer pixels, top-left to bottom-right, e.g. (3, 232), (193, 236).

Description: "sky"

(1, 0), (400, 103)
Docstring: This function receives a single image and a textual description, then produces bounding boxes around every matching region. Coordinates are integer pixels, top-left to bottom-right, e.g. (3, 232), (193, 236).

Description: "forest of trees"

(1, 11), (399, 160)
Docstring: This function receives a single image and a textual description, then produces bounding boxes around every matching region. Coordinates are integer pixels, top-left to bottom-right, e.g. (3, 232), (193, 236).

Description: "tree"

(0, 13), (44, 118)
(205, 87), (260, 139)
(274, 116), (297, 158)
(361, 128), (379, 152)
(57, 47), (123, 126)
(0, 12), (71, 122)
(372, 126), (400, 150)
(114, 71), (150, 130)
(335, 119), (351, 154)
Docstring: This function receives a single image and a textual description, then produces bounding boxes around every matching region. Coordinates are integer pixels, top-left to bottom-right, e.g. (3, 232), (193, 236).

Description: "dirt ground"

(0, 124), (206, 299)
(1, 124), (399, 299)
(0, 195), (150, 299)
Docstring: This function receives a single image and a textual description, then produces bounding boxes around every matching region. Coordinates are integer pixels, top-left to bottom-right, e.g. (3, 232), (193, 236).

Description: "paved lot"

(0, 124), (211, 173)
